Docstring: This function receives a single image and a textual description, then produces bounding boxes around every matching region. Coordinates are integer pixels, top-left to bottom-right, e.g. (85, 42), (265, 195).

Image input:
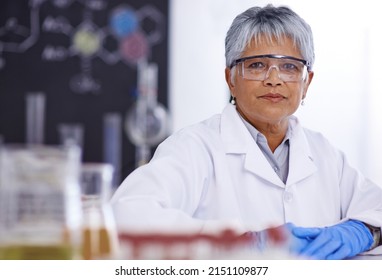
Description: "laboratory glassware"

(0, 144), (82, 260)
(26, 92), (45, 144)
(103, 113), (122, 188)
(58, 123), (84, 150)
(125, 61), (170, 167)
(80, 163), (119, 259)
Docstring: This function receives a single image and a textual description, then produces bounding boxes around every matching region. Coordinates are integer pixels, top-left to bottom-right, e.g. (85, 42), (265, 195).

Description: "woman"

(111, 4), (382, 259)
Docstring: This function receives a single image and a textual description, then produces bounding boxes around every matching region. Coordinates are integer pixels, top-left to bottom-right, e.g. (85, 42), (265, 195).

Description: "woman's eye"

(247, 62), (265, 69)
(282, 63), (298, 71)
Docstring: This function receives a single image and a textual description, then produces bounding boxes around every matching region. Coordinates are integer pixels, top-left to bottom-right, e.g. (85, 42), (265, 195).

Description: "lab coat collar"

(286, 117), (317, 186)
(220, 104), (317, 188)
(220, 104), (251, 154)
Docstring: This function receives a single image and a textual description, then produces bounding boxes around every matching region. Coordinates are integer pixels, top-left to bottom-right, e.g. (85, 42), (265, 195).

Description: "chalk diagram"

(0, 0), (165, 94)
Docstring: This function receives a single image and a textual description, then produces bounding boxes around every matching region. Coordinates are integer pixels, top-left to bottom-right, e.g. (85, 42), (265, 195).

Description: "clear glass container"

(0, 144), (82, 260)
(125, 61), (170, 167)
(80, 163), (119, 259)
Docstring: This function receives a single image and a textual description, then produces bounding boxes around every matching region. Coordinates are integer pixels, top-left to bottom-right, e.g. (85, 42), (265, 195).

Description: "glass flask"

(0, 144), (82, 260)
(125, 61), (170, 167)
(80, 163), (119, 259)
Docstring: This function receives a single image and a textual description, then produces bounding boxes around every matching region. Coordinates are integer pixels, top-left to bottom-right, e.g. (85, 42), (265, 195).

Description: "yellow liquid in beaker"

(0, 244), (74, 260)
(82, 227), (112, 260)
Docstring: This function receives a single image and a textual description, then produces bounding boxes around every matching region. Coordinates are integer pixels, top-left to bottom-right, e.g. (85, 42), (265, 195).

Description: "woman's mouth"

(259, 93), (286, 103)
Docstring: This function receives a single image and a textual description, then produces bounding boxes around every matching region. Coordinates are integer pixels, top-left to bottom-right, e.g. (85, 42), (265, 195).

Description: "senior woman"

(111, 4), (382, 259)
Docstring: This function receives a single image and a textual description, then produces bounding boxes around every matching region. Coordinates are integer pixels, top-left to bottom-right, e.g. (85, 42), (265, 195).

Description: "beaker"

(0, 144), (82, 260)
(80, 163), (119, 259)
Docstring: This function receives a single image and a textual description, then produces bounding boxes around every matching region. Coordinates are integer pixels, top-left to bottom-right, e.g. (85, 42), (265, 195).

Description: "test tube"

(103, 113), (122, 188)
(26, 92), (45, 144)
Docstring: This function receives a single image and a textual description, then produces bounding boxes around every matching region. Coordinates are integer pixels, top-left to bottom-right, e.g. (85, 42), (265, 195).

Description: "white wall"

(169, 0), (382, 186)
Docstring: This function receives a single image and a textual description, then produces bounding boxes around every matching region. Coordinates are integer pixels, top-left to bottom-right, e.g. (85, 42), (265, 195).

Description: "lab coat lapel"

(286, 118), (317, 186)
(244, 147), (285, 188)
(221, 104), (285, 188)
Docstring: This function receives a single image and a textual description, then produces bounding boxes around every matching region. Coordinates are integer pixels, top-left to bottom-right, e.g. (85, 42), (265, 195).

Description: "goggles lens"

(234, 55), (309, 82)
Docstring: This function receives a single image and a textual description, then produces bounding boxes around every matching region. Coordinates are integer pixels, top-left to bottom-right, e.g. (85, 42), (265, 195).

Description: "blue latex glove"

(291, 220), (373, 260)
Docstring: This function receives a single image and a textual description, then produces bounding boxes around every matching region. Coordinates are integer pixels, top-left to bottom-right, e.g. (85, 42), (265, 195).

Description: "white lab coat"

(111, 104), (382, 240)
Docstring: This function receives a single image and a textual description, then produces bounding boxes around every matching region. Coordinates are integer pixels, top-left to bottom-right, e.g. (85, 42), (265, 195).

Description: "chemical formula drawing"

(0, 0), (165, 94)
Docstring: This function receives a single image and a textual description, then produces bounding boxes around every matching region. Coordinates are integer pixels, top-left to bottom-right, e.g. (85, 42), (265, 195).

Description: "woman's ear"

(225, 67), (235, 92)
(307, 71), (314, 86)
(302, 71), (314, 98)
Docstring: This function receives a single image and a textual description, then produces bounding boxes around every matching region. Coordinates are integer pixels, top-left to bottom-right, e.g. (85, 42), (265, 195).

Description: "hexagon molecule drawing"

(0, 0), (165, 94)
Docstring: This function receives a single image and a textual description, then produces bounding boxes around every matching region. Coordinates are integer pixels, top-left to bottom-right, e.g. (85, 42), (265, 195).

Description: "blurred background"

(1, 0), (381, 187)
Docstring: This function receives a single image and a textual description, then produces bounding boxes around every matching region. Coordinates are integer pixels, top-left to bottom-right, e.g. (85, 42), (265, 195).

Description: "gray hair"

(225, 4), (315, 71)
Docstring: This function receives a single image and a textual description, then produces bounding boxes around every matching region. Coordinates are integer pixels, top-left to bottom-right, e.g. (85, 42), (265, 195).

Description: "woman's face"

(225, 35), (314, 128)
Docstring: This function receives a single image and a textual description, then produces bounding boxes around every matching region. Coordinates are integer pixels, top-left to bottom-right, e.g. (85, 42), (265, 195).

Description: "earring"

(231, 96), (236, 105)
(301, 99), (305, 106)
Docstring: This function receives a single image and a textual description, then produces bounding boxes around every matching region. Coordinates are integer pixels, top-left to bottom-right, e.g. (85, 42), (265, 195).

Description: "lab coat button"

(283, 191), (293, 202)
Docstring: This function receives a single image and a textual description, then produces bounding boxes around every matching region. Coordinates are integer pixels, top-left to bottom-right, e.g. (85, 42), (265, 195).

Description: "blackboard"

(0, 0), (169, 185)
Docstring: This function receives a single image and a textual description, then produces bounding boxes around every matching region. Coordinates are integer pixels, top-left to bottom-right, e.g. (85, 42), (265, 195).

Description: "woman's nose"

(264, 66), (282, 85)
